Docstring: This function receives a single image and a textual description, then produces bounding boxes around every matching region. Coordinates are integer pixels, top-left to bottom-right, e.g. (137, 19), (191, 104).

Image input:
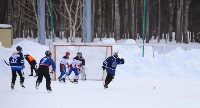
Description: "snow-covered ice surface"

(1, 38), (200, 108)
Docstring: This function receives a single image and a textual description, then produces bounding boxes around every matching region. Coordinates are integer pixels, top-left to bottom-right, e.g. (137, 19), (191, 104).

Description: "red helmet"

(66, 52), (70, 55)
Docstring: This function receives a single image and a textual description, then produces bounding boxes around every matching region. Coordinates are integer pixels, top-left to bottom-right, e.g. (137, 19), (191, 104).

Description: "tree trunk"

(98, 0), (102, 40)
(131, 0), (135, 40)
(134, 0), (138, 40)
(145, 0), (150, 43)
(114, 0), (120, 40)
(168, 0), (175, 42)
(183, 0), (191, 44)
(176, 0), (184, 43)
(157, 0), (161, 43)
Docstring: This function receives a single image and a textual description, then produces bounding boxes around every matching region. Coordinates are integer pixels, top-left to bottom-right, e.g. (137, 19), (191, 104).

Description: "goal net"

(51, 43), (113, 81)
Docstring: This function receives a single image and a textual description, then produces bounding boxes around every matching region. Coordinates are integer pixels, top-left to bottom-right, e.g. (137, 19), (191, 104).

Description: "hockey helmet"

(16, 46), (22, 51)
(24, 54), (30, 57)
(113, 52), (118, 57)
(45, 51), (52, 57)
(66, 52), (70, 55)
(77, 52), (82, 55)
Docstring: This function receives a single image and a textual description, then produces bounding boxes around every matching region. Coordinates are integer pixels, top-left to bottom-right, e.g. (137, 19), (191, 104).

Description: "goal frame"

(52, 43), (113, 81)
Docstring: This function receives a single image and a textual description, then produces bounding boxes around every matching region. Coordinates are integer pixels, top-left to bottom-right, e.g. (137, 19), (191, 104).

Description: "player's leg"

(43, 68), (52, 91)
(104, 70), (115, 88)
(36, 67), (44, 89)
(80, 67), (86, 80)
(17, 70), (25, 88)
(73, 68), (79, 82)
(11, 70), (17, 89)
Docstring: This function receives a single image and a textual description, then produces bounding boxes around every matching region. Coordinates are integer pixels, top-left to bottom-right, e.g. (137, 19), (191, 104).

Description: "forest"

(0, 0), (200, 43)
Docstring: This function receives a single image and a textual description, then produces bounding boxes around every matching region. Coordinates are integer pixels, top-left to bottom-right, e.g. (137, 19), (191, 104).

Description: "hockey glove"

(120, 58), (125, 64)
(102, 66), (106, 70)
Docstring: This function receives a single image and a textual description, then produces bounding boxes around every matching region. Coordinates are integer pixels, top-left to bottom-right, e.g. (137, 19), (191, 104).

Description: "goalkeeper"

(76, 52), (86, 81)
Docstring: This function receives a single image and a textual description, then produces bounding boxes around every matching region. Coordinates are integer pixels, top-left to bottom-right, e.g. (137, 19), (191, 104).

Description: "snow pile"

(1, 39), (200, 79)
(0, 24), (12, 28)
(0, 39), (48, 75)
(1, 39), (200, 108)
(96, 38), (116, 44)
(121, 39), (137, 44)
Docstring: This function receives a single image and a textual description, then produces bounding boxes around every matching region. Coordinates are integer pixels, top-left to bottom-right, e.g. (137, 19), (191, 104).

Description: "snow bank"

(0, 39), (48, 75)
(1, 39), (200, 79)
(0, 24), (12, 28)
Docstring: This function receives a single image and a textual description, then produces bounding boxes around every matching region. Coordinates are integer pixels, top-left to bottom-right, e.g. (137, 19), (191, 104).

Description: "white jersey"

(71, 58), (81, 68)
(60, 56), (69, 67)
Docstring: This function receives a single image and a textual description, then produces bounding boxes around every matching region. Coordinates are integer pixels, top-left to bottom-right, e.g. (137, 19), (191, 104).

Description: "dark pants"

(36, 65), (51, 90)
(105, 73), (114, 86)
(12, 70), (24, 85)
(30, 60), (37, 75)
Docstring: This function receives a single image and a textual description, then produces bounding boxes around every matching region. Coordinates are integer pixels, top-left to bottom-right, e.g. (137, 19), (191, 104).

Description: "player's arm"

(50, 58), (56, 71)
(116, 58), (124, 64)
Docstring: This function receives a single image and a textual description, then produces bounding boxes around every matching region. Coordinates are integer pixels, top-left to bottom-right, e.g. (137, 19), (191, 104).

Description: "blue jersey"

(39, 56), (56, 71)
(103, 55), (123, 70)
(9, 51), (24, 70)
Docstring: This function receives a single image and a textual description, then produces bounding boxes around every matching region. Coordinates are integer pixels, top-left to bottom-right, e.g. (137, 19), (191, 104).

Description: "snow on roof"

(0, 24), (12, 28)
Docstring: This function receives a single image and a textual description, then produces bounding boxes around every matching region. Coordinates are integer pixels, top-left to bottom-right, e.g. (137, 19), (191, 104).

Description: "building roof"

(0, 24), (12, 28)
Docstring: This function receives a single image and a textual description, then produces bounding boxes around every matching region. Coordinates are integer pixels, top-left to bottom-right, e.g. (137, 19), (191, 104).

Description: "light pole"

(142, 0), (146, 57)
(38, 0), (45, 45)
(83, 0), (92, 43)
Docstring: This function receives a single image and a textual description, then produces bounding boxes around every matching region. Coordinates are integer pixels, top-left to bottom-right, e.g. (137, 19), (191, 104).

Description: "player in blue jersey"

(102, 52), (124, 89)
(35, 51), (56, 92)
(9, 46), (25, 90)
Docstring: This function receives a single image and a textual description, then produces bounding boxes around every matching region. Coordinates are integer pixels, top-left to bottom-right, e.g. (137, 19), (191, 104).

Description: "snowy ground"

(1, 76), (200, 108)
(1, 38), (200, 108)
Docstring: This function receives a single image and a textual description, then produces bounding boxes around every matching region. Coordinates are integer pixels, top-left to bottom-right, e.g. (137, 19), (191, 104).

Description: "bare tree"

(131, 0), (136, 40)
(176, 0), (184, 43)
(64, 0), (83, 43)
(157, 0), (161, 42)
(168, 0), (175, 42)
(114, 0), (120, 40)
(146, 0), (150, 43)
(183, 0), (191, 44)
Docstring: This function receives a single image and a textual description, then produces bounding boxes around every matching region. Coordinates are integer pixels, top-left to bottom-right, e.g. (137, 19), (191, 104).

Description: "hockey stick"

(4, 60), (10, 66)
(66, 76), (77, 84)
(62, 70), (77, 84)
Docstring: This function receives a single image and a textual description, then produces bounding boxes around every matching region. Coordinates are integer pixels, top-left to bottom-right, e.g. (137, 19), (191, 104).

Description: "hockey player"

(62, 53), (81, 83)
(102, 52), (124, 89)
(58, 52), (70, 82)
(9, 46), (25, 90)
(24, 54), (37, 77)
(76, 52), (86, 80)
(35, 51), (56, 92)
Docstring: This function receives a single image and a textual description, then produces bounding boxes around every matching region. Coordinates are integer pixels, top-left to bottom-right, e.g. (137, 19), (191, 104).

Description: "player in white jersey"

(58, 52), (70, 82)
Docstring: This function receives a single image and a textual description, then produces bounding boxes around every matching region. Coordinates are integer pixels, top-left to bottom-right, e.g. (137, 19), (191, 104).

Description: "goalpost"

(51, 43), (113, 81)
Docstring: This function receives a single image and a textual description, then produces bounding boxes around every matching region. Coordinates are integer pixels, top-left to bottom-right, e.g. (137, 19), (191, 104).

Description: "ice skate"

(11, 83), (14, 90)
(35, 81), (40, 89)
(20, 81), (25, 88)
